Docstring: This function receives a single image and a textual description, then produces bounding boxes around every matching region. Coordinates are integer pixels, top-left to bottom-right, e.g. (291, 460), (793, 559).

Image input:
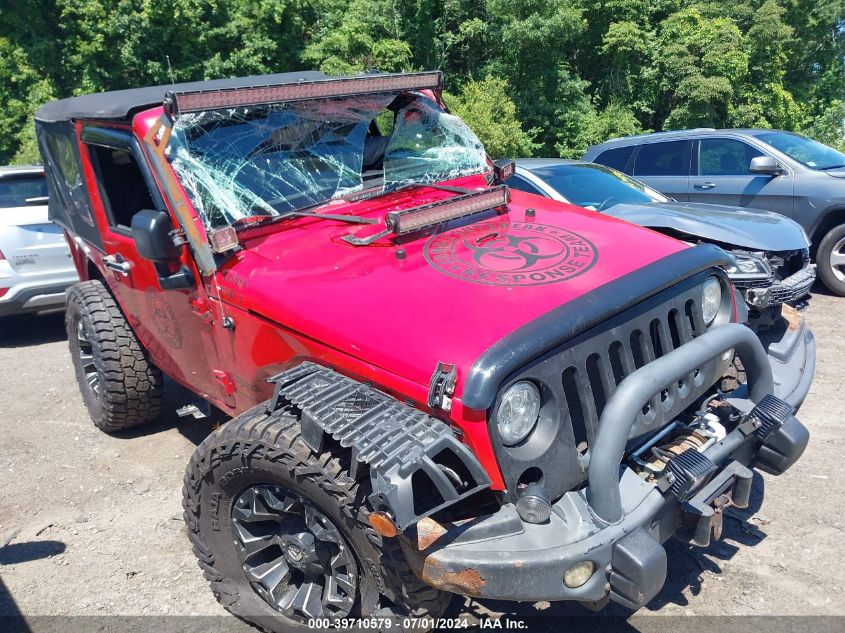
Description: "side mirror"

(749, 155), (783, 176)
(131, 209), (194, 290)
(132, 209), (180, 262)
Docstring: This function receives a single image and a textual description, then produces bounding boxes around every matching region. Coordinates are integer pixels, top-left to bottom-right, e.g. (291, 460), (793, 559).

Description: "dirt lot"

(1, 283), (843, 627)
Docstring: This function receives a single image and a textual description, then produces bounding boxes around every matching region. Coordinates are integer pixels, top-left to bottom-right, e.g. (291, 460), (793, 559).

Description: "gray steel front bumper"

(401, 324), (809, 607)
(764, 314), (815, 410)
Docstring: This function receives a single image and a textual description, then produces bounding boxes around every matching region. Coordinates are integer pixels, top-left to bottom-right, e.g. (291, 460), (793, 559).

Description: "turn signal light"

(368, 511), (398, 538)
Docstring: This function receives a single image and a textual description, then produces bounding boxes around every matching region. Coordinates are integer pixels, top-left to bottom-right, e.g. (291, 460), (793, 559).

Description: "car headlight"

(496, 381), (541, 446)
(725, 252), (771, 278)
(702, 276), (722, 325)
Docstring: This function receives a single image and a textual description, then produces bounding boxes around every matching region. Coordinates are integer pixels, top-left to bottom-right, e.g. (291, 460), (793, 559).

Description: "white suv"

(0, 165), (78, 317)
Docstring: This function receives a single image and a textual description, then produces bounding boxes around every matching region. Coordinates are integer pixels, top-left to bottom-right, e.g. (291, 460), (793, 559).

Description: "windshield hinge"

(169, 227), (188, 247)
(428, 362), (457, 412)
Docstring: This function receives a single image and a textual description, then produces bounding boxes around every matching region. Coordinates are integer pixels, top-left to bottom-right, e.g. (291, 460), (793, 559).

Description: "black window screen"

(634, 141), (691, 176)
(89, 146), (155, 231)
(36, 120), (104, 250)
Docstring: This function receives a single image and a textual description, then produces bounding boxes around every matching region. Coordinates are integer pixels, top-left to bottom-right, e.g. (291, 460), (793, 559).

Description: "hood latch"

(428, 362), (457, 412)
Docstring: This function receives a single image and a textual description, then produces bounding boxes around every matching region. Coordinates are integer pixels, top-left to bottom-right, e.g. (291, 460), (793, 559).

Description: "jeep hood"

(605, 201), (809, 252)
(214, 190), (688, 404)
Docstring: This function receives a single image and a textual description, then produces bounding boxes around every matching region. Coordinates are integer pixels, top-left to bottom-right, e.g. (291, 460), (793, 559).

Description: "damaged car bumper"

(401, 324), (809, 607)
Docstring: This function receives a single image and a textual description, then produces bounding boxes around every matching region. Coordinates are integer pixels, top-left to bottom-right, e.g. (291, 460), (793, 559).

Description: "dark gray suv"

(583, 129), (845, 295)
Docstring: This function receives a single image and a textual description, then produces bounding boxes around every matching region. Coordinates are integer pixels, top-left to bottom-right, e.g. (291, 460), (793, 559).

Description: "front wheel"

(817, 223), (845, 296)
(182, 403), (451, 632)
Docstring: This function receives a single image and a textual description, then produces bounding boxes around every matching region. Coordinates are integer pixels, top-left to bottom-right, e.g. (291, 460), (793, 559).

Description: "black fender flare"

(266, 362), (491, 530)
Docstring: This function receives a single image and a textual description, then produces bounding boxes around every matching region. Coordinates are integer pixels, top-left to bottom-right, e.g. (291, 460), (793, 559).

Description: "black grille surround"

(489, 269), (734, 501)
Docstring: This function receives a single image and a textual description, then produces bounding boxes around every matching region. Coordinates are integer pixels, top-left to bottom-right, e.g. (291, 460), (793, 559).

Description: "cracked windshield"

(166, 93), (489, 230)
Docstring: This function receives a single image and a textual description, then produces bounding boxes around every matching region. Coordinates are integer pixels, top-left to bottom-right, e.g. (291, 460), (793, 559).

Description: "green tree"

(0, 0), (843, 164)
(445, 76), (539, 157)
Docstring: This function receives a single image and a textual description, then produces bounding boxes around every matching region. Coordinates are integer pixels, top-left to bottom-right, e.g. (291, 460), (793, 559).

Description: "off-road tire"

(817, 223), (845, 296)
(66, 280), (163, 432)
(182, 403), (451, 632)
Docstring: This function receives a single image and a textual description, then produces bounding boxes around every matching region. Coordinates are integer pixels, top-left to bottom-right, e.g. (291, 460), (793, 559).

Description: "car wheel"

(817, 223), (845, 296)
(183, 402), (451, 632)
(66, 280), (163, 432)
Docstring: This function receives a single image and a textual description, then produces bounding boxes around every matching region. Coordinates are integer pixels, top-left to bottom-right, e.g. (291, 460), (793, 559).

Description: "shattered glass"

(383, 98), (488, 188)
(166, 93), (489, 230)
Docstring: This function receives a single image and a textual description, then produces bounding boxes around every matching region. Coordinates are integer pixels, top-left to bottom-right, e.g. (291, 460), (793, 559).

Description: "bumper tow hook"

(711, 493), (734, 541)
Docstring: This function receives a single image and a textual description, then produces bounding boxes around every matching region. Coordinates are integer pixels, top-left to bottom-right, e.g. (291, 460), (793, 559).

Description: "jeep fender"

(266, 362), (491, 530)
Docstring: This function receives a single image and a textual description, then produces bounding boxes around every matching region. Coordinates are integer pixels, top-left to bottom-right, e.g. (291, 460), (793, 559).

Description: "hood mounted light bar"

(164, 71), (444, 117)
(343, 186), (510, 246)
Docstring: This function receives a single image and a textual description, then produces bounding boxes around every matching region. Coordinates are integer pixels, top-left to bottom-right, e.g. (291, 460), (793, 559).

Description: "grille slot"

(557, 293), (703, 451)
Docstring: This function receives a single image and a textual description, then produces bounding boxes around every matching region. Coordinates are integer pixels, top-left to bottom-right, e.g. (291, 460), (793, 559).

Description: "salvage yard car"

(583, 129), (845, 296)
(511, 158), (815, 408)
(36, 71), (810, 629)
(0, 165), (78, 317)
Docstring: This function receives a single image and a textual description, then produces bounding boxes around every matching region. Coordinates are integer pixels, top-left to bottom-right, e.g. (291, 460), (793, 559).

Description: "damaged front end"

(385, 248), (810, 609)
(725, 247), (816, 410)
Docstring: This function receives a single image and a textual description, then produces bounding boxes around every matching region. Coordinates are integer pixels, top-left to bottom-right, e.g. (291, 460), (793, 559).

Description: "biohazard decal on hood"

(424, 221), (598, 286)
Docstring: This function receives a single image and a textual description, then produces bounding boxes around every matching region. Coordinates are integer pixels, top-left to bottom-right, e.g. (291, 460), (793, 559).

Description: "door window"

(698, 138), (765, 176)
(508, 175), (546, 196)
(633, 141), (691, 176)
(88, 145), (155, 231)
(594, 146), (635, 173)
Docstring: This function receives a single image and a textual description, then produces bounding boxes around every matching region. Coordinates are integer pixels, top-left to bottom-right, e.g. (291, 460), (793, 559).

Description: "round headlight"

(702, 276), (722, 325)
(496, 381), (541, 446)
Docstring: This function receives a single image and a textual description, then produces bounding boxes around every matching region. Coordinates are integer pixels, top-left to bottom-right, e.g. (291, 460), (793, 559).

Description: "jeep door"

(687, 137), (795, 216)
(630, 140), (692, 201)
(77, 125), (232, 408)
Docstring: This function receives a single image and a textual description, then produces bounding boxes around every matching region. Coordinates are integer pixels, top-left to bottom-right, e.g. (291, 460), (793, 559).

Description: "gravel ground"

(0, 283), (843, 627)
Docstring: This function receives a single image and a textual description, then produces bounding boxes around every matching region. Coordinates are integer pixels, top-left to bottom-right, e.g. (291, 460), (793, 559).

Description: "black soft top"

(35, 70), (326, 123)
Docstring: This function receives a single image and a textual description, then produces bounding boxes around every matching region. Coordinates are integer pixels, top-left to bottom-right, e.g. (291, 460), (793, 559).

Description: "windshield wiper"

(342, 180), (475, 206)
(236, 181), (476, 231)
(235, 199), (379, 230)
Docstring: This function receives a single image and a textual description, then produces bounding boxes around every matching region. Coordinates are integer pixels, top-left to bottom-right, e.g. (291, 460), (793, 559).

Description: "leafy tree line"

(0, 0), (842, 162)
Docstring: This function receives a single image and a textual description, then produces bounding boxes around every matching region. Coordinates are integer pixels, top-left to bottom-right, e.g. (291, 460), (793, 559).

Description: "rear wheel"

(183, 403), (451, 632)
(66, 280), (163, 432)
(817, 223), (845, 296)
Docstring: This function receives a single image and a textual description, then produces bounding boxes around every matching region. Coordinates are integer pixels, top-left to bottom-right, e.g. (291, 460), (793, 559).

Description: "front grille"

(733, 263), (815, 308)
(770, 265), (814, 305)
(733, 249), (813, 309)
(554, 284), (712, 451)
(491, 272), (728, 500)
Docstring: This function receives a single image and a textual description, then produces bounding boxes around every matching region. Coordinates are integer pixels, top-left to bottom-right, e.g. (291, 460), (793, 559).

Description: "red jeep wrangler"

(36, 71), (809, 628)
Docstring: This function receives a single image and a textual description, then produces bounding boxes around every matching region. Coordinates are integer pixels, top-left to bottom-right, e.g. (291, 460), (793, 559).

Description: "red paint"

(67, 104), (689, 492)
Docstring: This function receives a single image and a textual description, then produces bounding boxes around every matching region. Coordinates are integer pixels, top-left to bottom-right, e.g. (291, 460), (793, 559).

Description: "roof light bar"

(166, 71), (443, 115)
(387, 186), (510, 235)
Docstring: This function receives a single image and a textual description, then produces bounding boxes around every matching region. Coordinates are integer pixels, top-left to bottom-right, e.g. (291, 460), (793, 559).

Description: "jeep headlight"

(496, 381), (541, 446)
(702, 276), (722, 325)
